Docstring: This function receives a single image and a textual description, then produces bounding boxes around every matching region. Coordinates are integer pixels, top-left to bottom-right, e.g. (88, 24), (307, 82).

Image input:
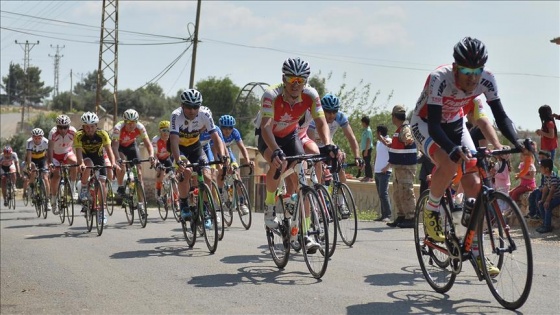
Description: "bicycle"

(155, 164), (180, 222)
(119, 158), (151, 228)
(179, 159), (222, 254)
(105, 169), (116, 217)
(52, 164), (78, 226)
(81, 165), (110, 236)
(221, 164), (253, 230)
(327, 162), (358, 247)
(266, 153), (330, 279)
(414, 142), (533, 310)
(22, 176), (31, 207)
(29, 168), (49, 219)
(2, 173), (17, 210)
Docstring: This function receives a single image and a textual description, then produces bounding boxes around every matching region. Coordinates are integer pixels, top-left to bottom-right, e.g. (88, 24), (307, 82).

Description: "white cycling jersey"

(0, 152), (19, 167)
(26, 137), (49, 160)
(170, 105), (216, 147)
(48, 126), (77, 155)
(308, 111), (349, 146)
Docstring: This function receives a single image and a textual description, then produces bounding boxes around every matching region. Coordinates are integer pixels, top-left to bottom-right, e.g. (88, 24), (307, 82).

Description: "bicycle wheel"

(23, 186), (30, 206)
(300, 187), (329, 279)
(33, 186), (41, 217)
(414, 189), (456, 293)
(182, 207), (196, 248)
(85, 200), (94, 232)
(157, 184), (169, 221)
(222, 184), (234, 227)
(234, 180), (252, 230)
(94, 181), (105, 236)
(200, 183), (218, 253)
(478, 191), (532, 310)
(57, 182), (66, 224)
(316, 184), (337, 258)
(123, 186), (134, 225)
(8, 182), (16, 210)
(106, 180), (114, 216)
(39, 180), (48, 219)
(64, 181), (75, 226)
(335, 183), (357, 246)
(135, 181), (148, 228)
(170, 179), (181, 222)
(266, 197), (290, 269)
(210, 181), (225, 241)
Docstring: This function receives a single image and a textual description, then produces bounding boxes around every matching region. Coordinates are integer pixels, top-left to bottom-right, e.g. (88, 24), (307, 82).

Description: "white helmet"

(56, 114), (71, 126)
(282, 57), (311, 78)
(180, 89), (203, 107)
(123, 109), (139, 121)
(31, 128), (44, 136)
(81, 112), (99, 125)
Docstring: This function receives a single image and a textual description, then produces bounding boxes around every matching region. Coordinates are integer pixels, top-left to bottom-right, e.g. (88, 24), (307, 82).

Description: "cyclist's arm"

(104, 143), (117, 167)
(142, 136), (154, 158)
(475, 116), (502, 149)
(235, 139), (251, 163)
(427, 104), (458, 154)
(75, 147), (84, 166)
(169, 134), (181, 165)
(314, 116), (333, 146)
(210, 131), (227, 159)
(260, 116), (280, 152)
(47, 138), (54, 165)
(341, 125), (361, 158)
(539, 121), (556, 139)
(25, 149), (32, 167)
(487, 99), (519, 148)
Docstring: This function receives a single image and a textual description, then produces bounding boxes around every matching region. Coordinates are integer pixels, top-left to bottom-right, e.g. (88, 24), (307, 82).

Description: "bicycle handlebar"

(119, 158), (152, 166)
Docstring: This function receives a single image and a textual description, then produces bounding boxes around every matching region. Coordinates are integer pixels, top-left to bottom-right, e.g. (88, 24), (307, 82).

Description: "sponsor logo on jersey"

(411, 123), (425, 143)
(480, 78), (495, 92)
(437, 80), (447, 97)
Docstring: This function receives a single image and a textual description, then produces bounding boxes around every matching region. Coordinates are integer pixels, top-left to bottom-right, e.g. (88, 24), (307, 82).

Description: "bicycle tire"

(266, 196), (290, 269)
(8, 181), (16, 210)
(135, 181), (148, 228)
(106, 180), (114, 216)
(39, 180), (48, 219)
(316, 184), (337, 258)
(478, 191), (533, 310)
(157, 182), (169, 221)
(170, 179), (181, 223)
(57, 181), (66, 224)
(210, 180), (225, 241)
(94, 180), (105, 236)
(123, 183), (134, 225)
(33, 186), (41, 218)
(336, 183), (357, 246)
(64, 181), (75, 226)
(182, 207), (196, 248)
(414, 189), (456, 293)
(300, 187), (329, 279)
(200, 183), (218, 253)
(85, 198), (93, 232)
(23, 186), (30, 207)
(222, 182), (234, 227)
(234, 180), (252, 230)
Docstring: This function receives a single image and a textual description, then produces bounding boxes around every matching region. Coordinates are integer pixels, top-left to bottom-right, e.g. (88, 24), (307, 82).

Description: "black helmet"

(453, 37), (488, 68)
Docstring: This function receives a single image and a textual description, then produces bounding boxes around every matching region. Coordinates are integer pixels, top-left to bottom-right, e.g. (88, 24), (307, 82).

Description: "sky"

(1, 1), (559, 131)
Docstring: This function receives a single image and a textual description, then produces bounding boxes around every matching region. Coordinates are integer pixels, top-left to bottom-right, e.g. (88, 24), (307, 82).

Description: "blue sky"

(1, 1), (558, 131)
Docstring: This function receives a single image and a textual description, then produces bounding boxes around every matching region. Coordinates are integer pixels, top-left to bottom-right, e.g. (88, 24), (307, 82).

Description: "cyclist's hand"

(448, 146), (470, 163)
(249, 160), (255, 168)
(113, 163), (121, 172)
(79, 163), (86, 172)
(270, 149), (285, 169)
(175, 160), (186, 172)
(355, 157), (365, 168)
(149, 156), (156, 167)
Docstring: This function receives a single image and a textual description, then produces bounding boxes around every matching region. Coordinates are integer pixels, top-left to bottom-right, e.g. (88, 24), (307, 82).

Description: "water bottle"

(290, 219), (299, 242)
(461, 198), (476, 227)
(283, 193), (297, 219)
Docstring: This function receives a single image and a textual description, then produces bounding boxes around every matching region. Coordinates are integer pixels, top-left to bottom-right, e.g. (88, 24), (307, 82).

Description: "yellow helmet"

(159, 120), (170, 129)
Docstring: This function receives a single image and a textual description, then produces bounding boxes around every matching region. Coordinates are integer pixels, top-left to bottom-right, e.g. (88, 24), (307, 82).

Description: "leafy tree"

(1, 63), (51, 104)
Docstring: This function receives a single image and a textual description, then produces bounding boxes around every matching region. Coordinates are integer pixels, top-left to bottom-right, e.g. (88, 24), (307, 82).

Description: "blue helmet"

(219, 115), (236, 127)
(321, 93), (340, 111)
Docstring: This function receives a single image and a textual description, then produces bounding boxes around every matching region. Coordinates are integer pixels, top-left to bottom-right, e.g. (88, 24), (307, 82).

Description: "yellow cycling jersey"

(74, 129), (111, 156)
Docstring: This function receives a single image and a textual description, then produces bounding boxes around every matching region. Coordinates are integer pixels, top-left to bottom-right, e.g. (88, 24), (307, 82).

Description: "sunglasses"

(57, 125), (69, 129)
(457, 66), (484, 76)
(284, 76), (306, 85)
(160, 128), (170, 133)
(324, 109), (338, 114)
(125, 120), (137, 124)
(221, 126), (233, 130)
(182, 104), (200, 110)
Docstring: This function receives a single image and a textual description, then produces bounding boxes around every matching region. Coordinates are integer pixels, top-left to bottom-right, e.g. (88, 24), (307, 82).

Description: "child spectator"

(493, 146), (512, 213)
(536, 105), (558, 161)
(526, 150), (557, 219)
(537, 158), (559, 233)
(509, 141), (537, 203)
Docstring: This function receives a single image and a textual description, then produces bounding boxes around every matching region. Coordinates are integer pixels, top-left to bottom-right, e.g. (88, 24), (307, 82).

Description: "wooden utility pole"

(189, 0), (202, 88)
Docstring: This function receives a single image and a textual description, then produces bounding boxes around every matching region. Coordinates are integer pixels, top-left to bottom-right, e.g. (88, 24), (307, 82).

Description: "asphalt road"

(1, 200), (559, 314)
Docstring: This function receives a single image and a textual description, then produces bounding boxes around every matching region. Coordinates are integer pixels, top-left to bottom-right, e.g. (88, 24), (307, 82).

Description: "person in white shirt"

(374, 125), (393, 222)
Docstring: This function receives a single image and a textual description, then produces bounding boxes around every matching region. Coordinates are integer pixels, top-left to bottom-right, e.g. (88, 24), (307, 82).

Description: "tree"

(1, 63), (51, 105)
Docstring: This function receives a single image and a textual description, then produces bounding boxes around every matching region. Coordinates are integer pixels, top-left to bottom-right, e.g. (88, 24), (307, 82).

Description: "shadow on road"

(109, 245), (213, 259)
(4, 222), (60, 229)
(188, 266), (320, 287)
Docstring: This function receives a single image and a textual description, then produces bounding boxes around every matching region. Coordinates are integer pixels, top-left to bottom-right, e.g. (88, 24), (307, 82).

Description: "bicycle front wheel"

(335, 183), (357, 246)
(39, 181), (48, 219)
(123, 189), (134, 225)
(266, 198), (290, 269)
(234, 180), (252, 230)
(8, 182), (16, 210)
(23, 186), (30, 206)
(64, 181), (75, 226)
(33, 187), (41, 218)
(316, 184), (337, 258)
(170, 179), (181, 222)
(94, 181), (105, 236)
(414, 189), (456, 293)
(300, 187), (329, 279)
(210, 181), (225, 241)
(200, 183), (218, 253)
(57, 182), (66, 224)
(106, 180), (114, 216)
(478, 191), (533, 310)
(157, 184), (169, 221)
(135, 181), (148, 228)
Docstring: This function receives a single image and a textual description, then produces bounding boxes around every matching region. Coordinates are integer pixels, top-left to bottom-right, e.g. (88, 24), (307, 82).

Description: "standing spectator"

(374, 125), (392, 222)
(509, 141), (537, 203)
(536, 105), (558, 161)
(386, 105), (417, 228)
(417, 151), (435, 195)
(360, 116), (374, 182)
(537, 158), (559, 233)
(526, 150), (557, 219)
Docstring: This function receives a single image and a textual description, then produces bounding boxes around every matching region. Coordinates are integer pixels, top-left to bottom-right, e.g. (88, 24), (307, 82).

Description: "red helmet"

(3, 146), (12, 154)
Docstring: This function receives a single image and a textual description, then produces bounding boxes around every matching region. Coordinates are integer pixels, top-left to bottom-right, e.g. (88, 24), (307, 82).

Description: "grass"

(356, 209), (380, 221)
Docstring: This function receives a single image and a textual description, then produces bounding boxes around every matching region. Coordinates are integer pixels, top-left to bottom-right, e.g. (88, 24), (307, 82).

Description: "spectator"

(374, 124), (392, 222)
(417, 151), (435, 196)
(537, 158), (559, 234)
(526, 150), (557, 219)
(536, 105), (558, 161)
(386, 105), (417, 229)
(509, 141), (537, 203)
(360, 116), (374, 182)
(492, 146), (512, 213)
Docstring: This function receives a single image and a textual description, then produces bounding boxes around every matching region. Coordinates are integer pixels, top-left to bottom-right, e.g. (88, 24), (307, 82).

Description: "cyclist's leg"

(65, 151), (78, 184)
(258, 135), (286, 229)
(50, 158), (63, 212)
(79, 157), (94, 201)
(1, 168), (7, 205)
(115, 148), (127, 194)
(36, 159), (52, 210)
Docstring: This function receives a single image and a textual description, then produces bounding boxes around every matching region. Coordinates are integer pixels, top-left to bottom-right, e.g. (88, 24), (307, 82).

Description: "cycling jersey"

(74, 129), (111, 157)
(152, 135), (171, 161)
(111, 121), (149, 147)
(212, 128), (242, 162)
(308, 111), (349, 145)
(26, 137), (49, 160)
(413, 64), (499, 123)
(296, 110), (314, 146)
(260, 83), (324, 138)
(0, 152), (19, 168)
(170, 106), (216, 147)
(463, 95), (487, 120)
(48, 126), (77, 155)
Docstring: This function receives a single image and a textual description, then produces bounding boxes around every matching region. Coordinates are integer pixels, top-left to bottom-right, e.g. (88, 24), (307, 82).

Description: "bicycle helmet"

(159, 120), (170, 129)
(321, 93), (340, 111)
(123, 109), (139, 121)
(81, 111), (99, 125)
(453, 37), (488, 68)
(56, 114), (71, 126)
(180, 89), (203, 106)
(219, 115), (236, 127)
(282, 57), (311, 78)
(31, 128), (44, 137)
(3, 146), (12, 154)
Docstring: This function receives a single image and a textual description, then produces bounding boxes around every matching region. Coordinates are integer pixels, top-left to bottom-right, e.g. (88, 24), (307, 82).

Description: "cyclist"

(410, 37), (523, 275)
(216, 114), (254, 215)
(25, 128), (52, 211)
(170, 89), (228, 223)
(258, 57), (339, 252)
(74, 112), (120, 223)
(199, 106), (227, 186)
(47, 114), (78, 214)
(152, 120), (173, 205)
(1, 146), (21, 207)
(112, 109), (156, 216)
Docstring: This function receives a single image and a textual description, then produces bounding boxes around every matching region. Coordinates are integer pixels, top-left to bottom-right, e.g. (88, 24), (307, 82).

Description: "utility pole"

(189, 0), (202, 88)
(70, 69), (73, 112)
(15, 40), (39, 132)
(96, 0), (119, 123)
(49, 44), (65, 98)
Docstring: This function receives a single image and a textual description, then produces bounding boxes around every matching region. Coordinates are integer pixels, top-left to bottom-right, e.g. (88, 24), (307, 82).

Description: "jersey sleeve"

(73, 132), (83, 149)
(480, 70), (500, 102)
(101, 130), (111, 146)
(260, 86), (278, 119)
(427, 72), (446, 106)
(337, 112), (349, 128)
(137, 122), (149, 140)
(308, 88), (325, 119)
(170, 108), (181, 135)
(111, 121), (123, 141)
(232, 129), (242, 142)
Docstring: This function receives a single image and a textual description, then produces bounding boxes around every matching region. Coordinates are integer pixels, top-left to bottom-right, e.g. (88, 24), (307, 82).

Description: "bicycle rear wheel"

(170, 180), (181, 222)
(8, 182), (16, 210)
(39, 181), (48, 219)
(414, 189), (456, 293)
(210, 181), (225, 241)
(223, 184), (234, 227)
(64, 181), (75, 226)
(123, 190), (134, 225)
(478, 191), (532, 310)
(94, 181), (105, 236)
(85, 203), (94, 232)
(23, 186), (30, 206)
(300, 188), (329, 279)
(234, 180), (252, 230)
(57, 182), (66, 224)
(106, 180), (114, 216)
(182, 210), (196, 248)
(200, 184), (218, 253)
(157, 184), (169, 221)
(316, 184), (337, 258)
(33, 186), (41, 217)
(135, 181), (148, 228)
(335, 183), (357, 246)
